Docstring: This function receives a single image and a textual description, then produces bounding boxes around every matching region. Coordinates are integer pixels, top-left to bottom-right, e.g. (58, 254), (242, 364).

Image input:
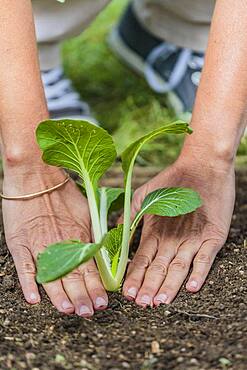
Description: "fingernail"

(62, 300), (73, 310)
(95, 297), (107, 309)
(127, 287), (137, 299)
(155, 293), (168, 304)
(189, 280), (198, 289)
(30, 293), (38, 302)
(79, 305), (92, 316)
(140, 295), (151, 306)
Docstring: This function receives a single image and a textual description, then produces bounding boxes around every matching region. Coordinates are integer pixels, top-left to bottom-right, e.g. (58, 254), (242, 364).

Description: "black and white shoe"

(108, 5), (204, 120)
(41, 67), (97, 123)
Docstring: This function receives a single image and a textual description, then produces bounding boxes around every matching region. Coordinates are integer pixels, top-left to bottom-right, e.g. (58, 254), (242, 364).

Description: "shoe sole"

(108, 28), (192, 121)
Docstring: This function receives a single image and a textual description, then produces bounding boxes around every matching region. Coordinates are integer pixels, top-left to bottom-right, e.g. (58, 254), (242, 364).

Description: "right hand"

(123, 154), (235, 306)
(2, 165), (108, 317)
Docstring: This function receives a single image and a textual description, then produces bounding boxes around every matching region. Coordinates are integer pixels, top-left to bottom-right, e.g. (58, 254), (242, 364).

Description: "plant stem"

(99, 187), (108, 235)
(129, 220), (139, 242)
(84, 178), (102, 242)
(115, 171), (132, 284)
(84, 177), (118, 291)
(130, 213), (142, 235)
(94, 252), (119, 291)
(75, 138), (118, 290)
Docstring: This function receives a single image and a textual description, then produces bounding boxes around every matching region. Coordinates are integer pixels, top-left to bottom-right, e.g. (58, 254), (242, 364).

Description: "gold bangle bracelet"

(0, 175), (70, 201)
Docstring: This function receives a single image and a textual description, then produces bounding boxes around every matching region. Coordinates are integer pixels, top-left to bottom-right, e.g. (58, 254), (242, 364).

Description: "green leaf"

(121, 121), (192, 182)
(36, 240), (102, 284)
(36, 119), (117, 187)
(99, 187), (125, 214)
(36, 118), (118, 244)
(104, 224), (123, 260)
(103, 225), (123, 276)
(99, 187), (124, 235)
(116, 121), (192, 282)
(132, 187), (202, 228)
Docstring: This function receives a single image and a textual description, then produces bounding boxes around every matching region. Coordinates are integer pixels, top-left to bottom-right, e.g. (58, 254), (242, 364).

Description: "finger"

(62, 270), (94, 317)
(154, 241), (199, 305)
(123, 228), (158, 301)
(11, 245), (40, 304)
(82, 260), (108, 311)
(117, 188), (145, 225)
(186, 239), (221, 293)
(130, 188), (146, 221)
(135, 251), (174, 307)
(43, 280), (74, 314)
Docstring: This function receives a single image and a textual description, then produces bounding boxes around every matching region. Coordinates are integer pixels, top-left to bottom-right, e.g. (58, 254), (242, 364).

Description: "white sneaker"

(41, 67), (97, 123)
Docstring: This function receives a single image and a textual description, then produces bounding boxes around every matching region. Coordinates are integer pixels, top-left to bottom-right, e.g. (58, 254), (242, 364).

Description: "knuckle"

(205, 223), (227, 240)
(17, 261), (36, 278)
(45, 285), (65, 301)
(90, 287), (105, 297)
(81, 266), (100, 279)
(170, 258), (188, 272)
(149, 258), (168, 276)
(9, 242), (27, 258)
(159, 284), (171, 294)
(149, 263), (167, 275)
(132, 254), (151, 269)
(22, 261), (36, 275)
(195, 253), (211, 265)
(209, 239), (223, 252)
(132, 188), (145, 210)
(132, 189), (142, 202)
(124, 277), (139, 289)
(53, 292), (65, 303)
(63, 270), (82, 282)
(141, 232), (159, 245)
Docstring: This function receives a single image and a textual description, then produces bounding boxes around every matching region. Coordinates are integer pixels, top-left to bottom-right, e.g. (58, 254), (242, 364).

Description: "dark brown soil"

(0, 170), (246, 370)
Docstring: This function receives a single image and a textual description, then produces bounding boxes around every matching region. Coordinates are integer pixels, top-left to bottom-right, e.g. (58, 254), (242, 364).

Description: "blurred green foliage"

(63, 0), (247, 168)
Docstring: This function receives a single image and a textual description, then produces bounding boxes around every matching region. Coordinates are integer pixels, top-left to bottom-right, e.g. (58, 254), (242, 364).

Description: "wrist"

(181, 140), (236, 169)
(2, 160), (67, 196)
(2, 145), (50, 179)
(3, 145), (42, 167)
(1, 109), (49, 171)
(180, 123), (237, 170)
(2, 146), (63, 182)
(174, 146), (235, 186)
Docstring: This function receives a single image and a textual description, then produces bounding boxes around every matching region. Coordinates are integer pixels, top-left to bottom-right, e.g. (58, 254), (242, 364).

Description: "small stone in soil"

(190, 358), (199, 365)
(151, 341), (160, 354)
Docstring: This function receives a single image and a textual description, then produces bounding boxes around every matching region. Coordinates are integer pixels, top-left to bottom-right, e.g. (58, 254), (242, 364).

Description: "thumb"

(117, 187), (146, 225)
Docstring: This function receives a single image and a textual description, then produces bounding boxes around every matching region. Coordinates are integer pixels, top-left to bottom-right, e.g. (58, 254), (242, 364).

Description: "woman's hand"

(123, 155), (235, 306)
(2, 165), (108, 317)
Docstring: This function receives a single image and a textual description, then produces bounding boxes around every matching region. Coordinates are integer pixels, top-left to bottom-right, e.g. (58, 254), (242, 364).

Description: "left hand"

(122, 155), (235, 307)
(2, 165), (108, 317)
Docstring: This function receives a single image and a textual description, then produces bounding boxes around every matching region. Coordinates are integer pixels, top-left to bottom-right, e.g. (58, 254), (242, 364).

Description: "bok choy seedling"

(36, 119), (202, 291)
